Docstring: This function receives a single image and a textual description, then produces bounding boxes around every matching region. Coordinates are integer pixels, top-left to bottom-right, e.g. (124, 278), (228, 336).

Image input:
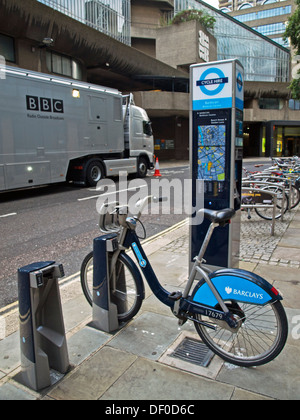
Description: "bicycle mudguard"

(192, 268), (282, 307)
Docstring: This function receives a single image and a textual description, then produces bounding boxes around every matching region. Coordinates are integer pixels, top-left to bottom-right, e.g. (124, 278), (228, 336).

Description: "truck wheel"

(137, 157), (148, 178)
(86, 160), (104, 187)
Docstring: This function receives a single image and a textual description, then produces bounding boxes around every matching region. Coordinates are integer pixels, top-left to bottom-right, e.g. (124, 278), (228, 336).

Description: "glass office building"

(174, 0), (290, 82)
(37, 0), (131, 45)
(223, 1), (292, 48)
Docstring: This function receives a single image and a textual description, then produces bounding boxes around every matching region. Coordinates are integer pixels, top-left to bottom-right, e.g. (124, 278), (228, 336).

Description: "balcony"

(37, 0), (131, 46)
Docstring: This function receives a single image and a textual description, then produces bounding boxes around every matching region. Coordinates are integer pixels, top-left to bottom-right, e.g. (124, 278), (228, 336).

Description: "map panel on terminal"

(198, 125), (226, 181)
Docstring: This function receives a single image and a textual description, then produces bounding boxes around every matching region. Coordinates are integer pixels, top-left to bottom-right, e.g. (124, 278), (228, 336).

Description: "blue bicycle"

(81, 196), (288, 367)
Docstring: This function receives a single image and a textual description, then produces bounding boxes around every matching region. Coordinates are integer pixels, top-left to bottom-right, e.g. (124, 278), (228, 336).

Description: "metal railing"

(37, 0), (131, 46)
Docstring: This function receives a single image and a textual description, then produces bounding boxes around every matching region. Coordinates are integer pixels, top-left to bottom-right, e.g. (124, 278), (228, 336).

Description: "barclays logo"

(225, 286), (263, 301)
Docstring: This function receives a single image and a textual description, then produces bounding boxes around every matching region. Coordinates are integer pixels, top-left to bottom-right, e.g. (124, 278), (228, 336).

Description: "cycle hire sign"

(190, 59), (244, 270)
(192, 61), (233, 111)
(235, 62), (244, 111)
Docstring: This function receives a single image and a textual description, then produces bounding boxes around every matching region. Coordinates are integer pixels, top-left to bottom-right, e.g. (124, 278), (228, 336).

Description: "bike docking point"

(16, 262), (70, 391)
(91, 234), (121, 333)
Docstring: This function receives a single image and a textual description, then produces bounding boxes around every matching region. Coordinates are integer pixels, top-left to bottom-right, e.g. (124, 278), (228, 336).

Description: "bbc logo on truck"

(26, 95), (64, 113)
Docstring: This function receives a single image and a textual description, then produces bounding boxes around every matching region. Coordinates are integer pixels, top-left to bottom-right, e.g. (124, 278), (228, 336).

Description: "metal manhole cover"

(170, 337), (214, 368)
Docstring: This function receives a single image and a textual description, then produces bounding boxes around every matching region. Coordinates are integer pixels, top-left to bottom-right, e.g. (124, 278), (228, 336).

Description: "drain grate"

(170, 337), (214, 368)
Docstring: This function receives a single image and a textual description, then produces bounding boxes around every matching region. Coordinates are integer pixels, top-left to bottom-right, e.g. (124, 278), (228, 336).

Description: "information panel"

(190, 59), (244, 269)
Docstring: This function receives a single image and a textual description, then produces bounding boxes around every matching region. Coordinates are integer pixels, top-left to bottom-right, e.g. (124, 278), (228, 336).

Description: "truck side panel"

(0, 68), (124, 191)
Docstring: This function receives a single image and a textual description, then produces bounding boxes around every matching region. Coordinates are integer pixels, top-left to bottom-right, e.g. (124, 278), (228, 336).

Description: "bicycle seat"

(201, 208), (236, 225)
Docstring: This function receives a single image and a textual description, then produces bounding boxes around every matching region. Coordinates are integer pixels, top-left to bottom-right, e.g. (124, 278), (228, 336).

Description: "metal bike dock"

(241, 186), (278, 235)
(91, 234), (121, 333)
(17, 262), (70, 391)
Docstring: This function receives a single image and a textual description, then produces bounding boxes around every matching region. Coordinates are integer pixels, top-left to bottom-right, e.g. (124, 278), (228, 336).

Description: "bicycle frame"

(122, 221), (239, 329)
(115, 208), (283, 332)
(89, 199), (288, 367)
(99, 194), (283, 332)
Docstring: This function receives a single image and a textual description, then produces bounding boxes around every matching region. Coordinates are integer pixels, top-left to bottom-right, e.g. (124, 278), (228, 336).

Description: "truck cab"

(123, 101), (154, 177)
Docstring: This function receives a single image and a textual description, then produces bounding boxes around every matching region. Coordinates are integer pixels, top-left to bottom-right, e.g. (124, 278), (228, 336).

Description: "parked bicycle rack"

(17, 262), (69, 391)
(241, 187), (278, 235)
(242, 179), (287, 229)
(244, 175), (294, 211)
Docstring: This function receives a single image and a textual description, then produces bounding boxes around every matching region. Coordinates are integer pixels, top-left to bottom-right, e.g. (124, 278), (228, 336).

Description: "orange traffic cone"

(154, 157), (162, 177)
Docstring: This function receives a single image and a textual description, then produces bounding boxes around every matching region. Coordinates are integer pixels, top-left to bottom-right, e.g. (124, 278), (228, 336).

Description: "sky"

(202, 0), (220, 9)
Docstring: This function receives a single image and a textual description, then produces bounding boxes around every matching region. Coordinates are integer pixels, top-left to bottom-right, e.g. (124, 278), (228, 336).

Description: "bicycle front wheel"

(194, 300), (288, 367)
(80, 251), (144, 322)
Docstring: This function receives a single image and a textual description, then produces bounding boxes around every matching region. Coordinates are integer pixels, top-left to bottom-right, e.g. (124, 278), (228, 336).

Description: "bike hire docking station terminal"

(190, 59), (244, 270)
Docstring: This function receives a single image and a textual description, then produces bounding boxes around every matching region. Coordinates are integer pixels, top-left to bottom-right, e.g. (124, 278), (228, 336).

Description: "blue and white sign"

(235, 62), (244, 111)
(192, 62), (233, 111)
(193, 275), (272, 307)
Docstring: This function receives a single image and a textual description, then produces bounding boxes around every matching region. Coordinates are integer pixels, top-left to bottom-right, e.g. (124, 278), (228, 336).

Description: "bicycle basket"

(99, 202), (121, 233)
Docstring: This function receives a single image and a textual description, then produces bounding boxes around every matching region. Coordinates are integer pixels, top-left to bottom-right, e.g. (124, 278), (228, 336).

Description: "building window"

(234, 6), (292, 23)
(289, 99), (300, 110)
(253, 22), (287, 36)
(46, 51), (82, 80)
(0, 34), (15, 62)
(259, 98), (283, 109)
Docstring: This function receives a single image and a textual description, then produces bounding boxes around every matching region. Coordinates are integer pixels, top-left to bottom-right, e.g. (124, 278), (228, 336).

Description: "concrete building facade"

(0, 0), (299, 158)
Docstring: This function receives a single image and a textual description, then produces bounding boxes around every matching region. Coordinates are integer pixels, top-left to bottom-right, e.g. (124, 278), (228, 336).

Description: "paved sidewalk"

(0, 206), (299, 400)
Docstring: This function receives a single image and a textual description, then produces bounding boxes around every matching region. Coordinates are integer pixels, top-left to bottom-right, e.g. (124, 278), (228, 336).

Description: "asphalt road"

(0, 159), (269, 309)
(0, 166), (188, 308)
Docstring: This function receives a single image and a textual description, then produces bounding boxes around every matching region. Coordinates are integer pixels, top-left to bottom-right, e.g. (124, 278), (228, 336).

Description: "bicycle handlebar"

(135, 195), (167, 218)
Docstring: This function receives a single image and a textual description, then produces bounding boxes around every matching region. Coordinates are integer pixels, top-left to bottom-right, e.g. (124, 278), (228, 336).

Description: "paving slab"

(47, 347), (137, 400)
(272, 247), (300, 262)
(278, 228), (300, 248)
(0, 382), (36, 401)
(62, 294), (91, 333)
(108, 312), (181, 361)
(230, 388), (274, 400)
(253, 264), (300, 310)
(0, 331), (19, 374)
(217, 343), (300, 400)
(67, 326), (111, 366)
(285, 308), (300, 347)
(100, 357), (235, 401)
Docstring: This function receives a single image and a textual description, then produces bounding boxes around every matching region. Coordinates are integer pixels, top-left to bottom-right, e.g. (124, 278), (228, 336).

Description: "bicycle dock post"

(17, 262), (70, 391)
(91, 234), (120, 333)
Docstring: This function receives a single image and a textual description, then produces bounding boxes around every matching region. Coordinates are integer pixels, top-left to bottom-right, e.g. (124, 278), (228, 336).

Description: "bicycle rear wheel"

(80, 251), (144, 322)
(255, 185), (288, 220)
(194, 300), (288, 367)
(289, 184), (300, 209)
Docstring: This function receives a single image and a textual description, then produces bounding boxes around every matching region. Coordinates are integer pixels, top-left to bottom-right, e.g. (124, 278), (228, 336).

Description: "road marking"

(0, 213), (17, 218)
(78, 185), (148, 202)
(0, 217), (188, 317)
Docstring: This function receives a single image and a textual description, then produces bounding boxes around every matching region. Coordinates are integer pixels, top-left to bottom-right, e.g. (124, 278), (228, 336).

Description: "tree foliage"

(171, 9), (215, 30)
(284, 0), (300, 98)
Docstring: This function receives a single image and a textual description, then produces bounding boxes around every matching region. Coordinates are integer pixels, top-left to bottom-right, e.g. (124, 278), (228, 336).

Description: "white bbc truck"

(0, 66), (154, 191)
